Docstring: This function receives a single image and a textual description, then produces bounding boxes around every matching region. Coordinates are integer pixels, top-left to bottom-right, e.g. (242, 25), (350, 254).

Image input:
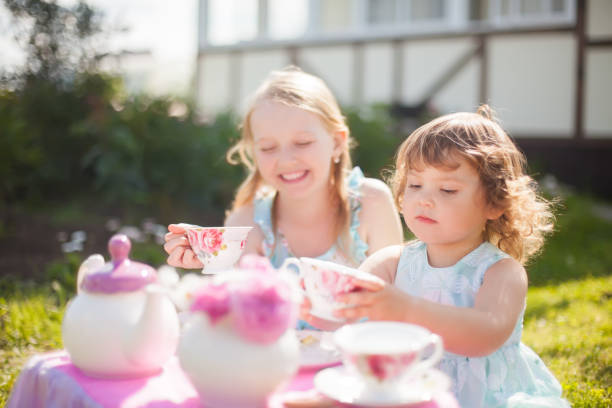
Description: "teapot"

(62, 234), (180, 379)
(178, 256), (301, 407)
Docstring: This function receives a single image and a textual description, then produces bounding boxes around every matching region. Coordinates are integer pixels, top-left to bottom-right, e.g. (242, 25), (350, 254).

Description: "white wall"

(433, 57), (480, 114)
(402, 38), (478, 112)
(363, 43), (394, 104)
(488, 34), (576, 136)
(584, 0), (612, 137)
(585, 49), (612, 137)
(299, 46), (354, 105)
(197, 54), (232, 113)
(588, 0), (612, 38)
(239, 50), (290, 113)
(196, 34), (610, 139)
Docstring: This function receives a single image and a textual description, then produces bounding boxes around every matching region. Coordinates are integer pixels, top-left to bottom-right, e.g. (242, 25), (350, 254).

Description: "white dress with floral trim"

(394, 241), (570, 408)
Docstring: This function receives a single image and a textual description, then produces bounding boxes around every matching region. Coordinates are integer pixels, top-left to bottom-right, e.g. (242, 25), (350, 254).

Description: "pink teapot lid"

(80, 234), (157, 293)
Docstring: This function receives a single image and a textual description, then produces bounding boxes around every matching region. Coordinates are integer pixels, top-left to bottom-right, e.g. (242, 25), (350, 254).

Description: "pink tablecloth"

(7, 351), (459, 408)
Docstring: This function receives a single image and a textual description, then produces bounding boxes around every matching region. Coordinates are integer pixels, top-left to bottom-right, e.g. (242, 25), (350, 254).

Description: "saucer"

(313, 366), (451, 407)
(297, 330), (342, 369)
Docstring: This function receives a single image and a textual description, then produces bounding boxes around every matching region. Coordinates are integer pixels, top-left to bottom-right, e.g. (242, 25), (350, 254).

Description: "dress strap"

(459, 242), (511, 290)
(252, 187), (276, 258)
(346, 167), (369, 264)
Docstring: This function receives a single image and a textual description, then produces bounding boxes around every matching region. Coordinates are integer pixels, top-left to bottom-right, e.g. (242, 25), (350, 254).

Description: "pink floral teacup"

(333, 321), (444, 393)
(183, 225), (252, 274)
(280, 257), (384, 322)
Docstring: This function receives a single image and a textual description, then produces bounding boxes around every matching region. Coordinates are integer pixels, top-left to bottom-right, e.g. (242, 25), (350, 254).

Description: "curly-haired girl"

(326, 106), (569, 407)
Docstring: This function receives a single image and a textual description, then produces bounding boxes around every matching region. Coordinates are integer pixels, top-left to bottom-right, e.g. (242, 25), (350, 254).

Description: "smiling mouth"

(279, 170), (309, 183)
(415, 215), (437, 224)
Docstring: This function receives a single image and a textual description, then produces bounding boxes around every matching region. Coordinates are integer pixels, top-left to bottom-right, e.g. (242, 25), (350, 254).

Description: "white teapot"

(62, 234), (180, 379)
(178, 256), (301, 408)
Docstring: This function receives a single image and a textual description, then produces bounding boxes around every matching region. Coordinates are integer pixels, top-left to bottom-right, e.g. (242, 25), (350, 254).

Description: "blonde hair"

(226, 66), (355, 256)
(390, 105), (554, 264)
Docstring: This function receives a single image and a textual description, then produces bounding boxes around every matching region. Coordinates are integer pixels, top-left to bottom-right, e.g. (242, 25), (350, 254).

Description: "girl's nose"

(278, 146), (297, 164)
(417, 191), (434, 208)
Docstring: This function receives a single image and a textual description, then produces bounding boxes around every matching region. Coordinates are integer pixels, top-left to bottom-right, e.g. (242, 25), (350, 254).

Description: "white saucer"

(314, 366), (451, 407)
(296, 330), (342, 369)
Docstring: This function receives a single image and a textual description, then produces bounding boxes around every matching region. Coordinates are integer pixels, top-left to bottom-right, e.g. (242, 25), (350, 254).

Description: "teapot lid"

(80, 234), (157, 293)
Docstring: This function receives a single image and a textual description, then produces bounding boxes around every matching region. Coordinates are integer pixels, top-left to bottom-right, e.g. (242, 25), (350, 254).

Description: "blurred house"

(100, 49), (196, 97)
(100, 50), (155, 94)
(195, 0), (612, 194)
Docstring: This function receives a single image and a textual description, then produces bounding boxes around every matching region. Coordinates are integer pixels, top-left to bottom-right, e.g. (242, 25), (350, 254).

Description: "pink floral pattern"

(190, 282), (231, 324)
(231, 275), (295, 344)
(187, 228), (226, 256)
(351, 352), (418, 383)
(317, 269), (357, 296)
(189, 255), (297, 344)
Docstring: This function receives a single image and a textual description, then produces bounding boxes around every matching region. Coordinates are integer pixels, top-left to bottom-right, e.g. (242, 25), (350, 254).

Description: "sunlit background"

(1, 2), (611, 407)
(1, 0), (196, 95)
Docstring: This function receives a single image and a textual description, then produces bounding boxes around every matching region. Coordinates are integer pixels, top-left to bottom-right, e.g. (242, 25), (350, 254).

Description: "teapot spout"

(124, 284), (179, 367)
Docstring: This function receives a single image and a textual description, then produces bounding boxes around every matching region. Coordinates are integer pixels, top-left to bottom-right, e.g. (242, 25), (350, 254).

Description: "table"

(7, 351), (459, 407)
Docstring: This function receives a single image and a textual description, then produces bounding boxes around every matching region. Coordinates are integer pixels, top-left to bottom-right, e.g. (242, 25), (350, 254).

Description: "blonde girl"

(326, 106), (569, 407)
(164, 66), (402, 286)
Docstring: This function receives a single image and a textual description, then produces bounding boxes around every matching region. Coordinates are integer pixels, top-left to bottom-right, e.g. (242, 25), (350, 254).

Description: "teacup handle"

(279, 257), (309, 295)
(412, 334), (444, 375)
(279, 257), (301, 275)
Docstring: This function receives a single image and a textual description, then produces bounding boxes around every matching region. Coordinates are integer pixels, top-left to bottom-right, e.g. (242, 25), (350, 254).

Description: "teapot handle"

(76, 254), (105, 293)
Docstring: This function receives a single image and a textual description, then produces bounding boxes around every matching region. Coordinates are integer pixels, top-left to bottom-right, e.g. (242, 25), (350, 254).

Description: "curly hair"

(390, 105), (554, 264)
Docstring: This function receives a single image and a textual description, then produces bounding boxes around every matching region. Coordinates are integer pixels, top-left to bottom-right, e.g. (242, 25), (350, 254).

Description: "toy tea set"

(62, 226), (450, 407)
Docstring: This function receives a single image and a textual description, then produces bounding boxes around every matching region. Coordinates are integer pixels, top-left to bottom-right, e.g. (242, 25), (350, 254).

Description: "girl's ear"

(332, 128), (348, 155)
(486, 204), (504, 220)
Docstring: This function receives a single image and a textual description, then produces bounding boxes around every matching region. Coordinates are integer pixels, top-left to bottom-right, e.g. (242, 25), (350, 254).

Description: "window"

(481, 0), (575, 26)
(207, 0), (258, 46)
(469, 0), (489, 22)
(366, 0), (446, 26)
(405, 0), (445, 21)
(268, 0), (308, 40)
(200, 0), (576, 47)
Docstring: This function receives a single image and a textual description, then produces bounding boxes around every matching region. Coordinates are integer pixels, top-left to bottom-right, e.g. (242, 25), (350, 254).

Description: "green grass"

(1, 284), (65, 406)
(523, 277), (611, 407)
(1, 194), (611, 406)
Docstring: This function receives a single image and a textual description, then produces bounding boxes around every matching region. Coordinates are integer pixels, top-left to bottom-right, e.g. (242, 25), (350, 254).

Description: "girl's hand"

(298, 278), (346, 331)
(299, 295), (345, 331)
(163, 224), (203, 269)
(334, 278), (411, 322)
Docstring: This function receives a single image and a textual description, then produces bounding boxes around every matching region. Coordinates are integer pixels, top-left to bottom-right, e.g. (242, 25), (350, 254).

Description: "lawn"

(1, 194), (611, 407)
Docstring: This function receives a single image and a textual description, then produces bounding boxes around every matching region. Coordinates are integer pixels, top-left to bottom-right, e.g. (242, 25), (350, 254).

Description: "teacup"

(183, 224), (252, 274)
(280, 257), (384, 322)
(333, 322), (444, 393)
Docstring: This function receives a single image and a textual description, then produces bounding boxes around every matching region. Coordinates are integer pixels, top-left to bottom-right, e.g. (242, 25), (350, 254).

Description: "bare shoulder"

(359, 177), (394, 204)
(359, 244), (403, 283)
(483, 257), (528, 294)
(356, 177), (403, 252)
(358, 177), (397, 221)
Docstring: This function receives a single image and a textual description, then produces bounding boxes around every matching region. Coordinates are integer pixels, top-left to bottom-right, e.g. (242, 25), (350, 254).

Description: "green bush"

(0, 76), (247, 220)
(1, 70), (406, 222)
(347, 104), (402, 179)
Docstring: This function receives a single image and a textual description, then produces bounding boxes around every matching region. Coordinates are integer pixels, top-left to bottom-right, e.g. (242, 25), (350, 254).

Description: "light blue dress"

(253, 167), (369, 329)
(395, 241), (570, 408)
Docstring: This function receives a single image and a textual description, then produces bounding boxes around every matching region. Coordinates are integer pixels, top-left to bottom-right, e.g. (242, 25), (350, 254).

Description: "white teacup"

(280, 257), (384, 322)
(182, 224), (252, 274)
(333, 321), (444, 392)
